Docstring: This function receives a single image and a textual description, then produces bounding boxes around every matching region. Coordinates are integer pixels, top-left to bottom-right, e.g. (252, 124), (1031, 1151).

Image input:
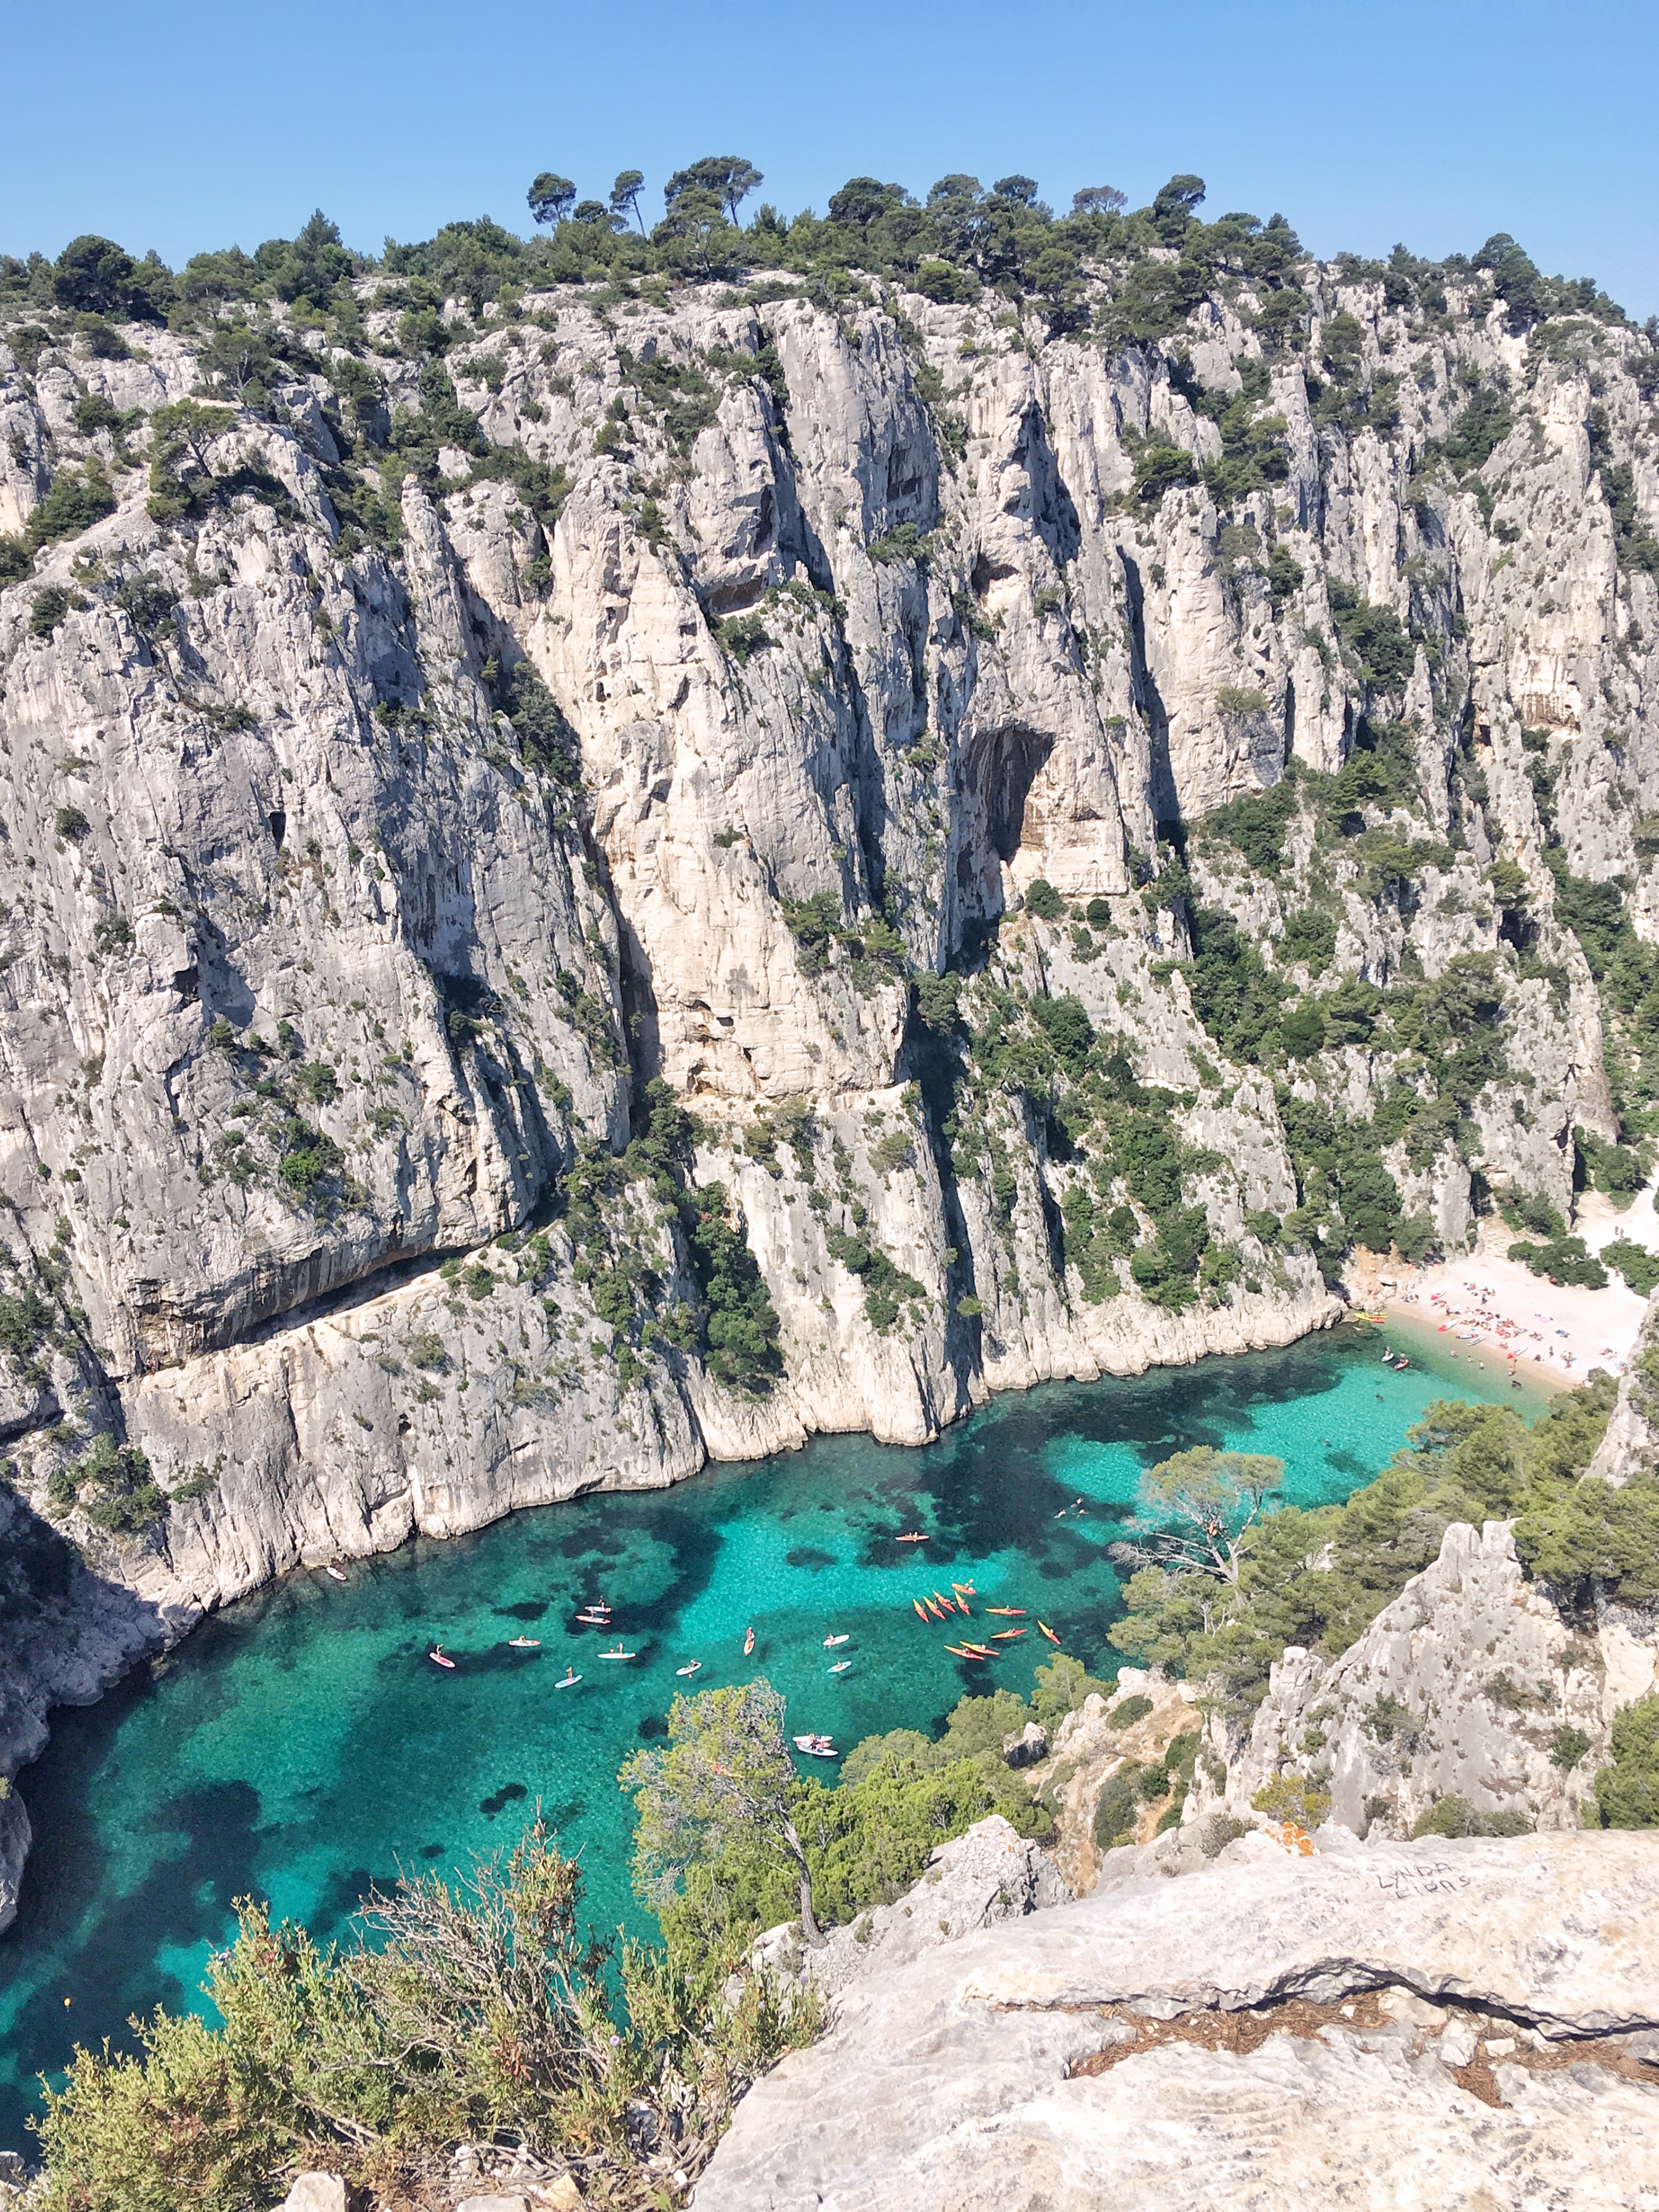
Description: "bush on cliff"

(36, 1817), (814, 2210)
(1110, 1378), (1622, 1716)
(1594, 1694), (1659, 1827)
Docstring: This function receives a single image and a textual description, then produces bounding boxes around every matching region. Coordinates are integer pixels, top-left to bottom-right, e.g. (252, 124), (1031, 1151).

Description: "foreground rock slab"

(695, 1832), (1659, 2211)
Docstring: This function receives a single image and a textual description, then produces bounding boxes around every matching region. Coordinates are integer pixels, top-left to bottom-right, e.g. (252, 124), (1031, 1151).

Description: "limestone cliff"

(3, 227), (1659, 1908)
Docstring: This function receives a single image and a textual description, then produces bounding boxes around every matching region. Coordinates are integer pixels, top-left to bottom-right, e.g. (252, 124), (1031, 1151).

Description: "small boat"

(743, 1626), (755, 1655)
(325, 1562), (348, 1583)
(823, 1634), (850, 1648)
(555, 1668), (582, 1689)
(985, 1606), (1025, 1617)
(506, 1636), (541, 1649)
(428, 1647), (455, 1669)
(676, 1661), (703, 1677)
(912, 1599), (931, 1622)
(575, 1610), (611, 1626)
(793, 1734), (839, 1757)
(896, 1531), (929, 1543)
(991, 1628), (1027, 1641)
(597, 1644), (637, 1661)
(1038, 1621), (1061, 1646)
(828, 1660), (852, 1674)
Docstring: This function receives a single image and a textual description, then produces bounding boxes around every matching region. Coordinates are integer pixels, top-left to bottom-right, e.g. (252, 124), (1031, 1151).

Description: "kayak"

(912, 1599), (930, 1622)
(925, 1598), (946, 1621)
(896, 1532), (928, 1543)
(743, 1626), (755, 1655)
(985, 1606), (1025, 1617)
(1038, 1621), (1060, 1646)
(991, 1628), (1026, 1641)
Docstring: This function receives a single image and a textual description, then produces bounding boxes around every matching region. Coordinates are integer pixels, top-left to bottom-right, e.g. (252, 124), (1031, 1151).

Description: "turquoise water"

(0, 1324), (1520, 2138)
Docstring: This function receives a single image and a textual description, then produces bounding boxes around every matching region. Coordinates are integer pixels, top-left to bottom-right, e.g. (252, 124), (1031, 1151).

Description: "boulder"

(281, 2178), (349, 2212)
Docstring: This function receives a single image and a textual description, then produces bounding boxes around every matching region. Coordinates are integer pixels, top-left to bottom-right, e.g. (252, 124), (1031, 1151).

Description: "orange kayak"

(991, 1628), (1026, 1641)
(985, 1606), (1025, 1617)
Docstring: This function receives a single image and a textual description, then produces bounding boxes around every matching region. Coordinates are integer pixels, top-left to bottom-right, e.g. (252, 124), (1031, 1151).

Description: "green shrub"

(1549, 1724), (1593, 1771)
(913, 260), (975, 304)
(26, 465), (115, 550)
(1250, 1773), (1331, 1829)
(1132, 441), (1197, 501)
(1023, 878), (1065, 921)
(1409, 1794), (1531, 1838)
(1109, 1693), (1153, 1728)
(1595, 1695), (1659, 1827)
(1507, 1234), (1607, 1289)
(54, 803), (91, 840)
(1092, 1767), (1144, 1848)
(31, 586), (72, 639)
(1604, 1239), (1659, 1296)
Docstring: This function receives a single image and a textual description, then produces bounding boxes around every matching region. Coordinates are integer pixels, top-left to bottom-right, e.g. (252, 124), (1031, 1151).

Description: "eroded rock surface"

(695, 1832), (1659, 2211)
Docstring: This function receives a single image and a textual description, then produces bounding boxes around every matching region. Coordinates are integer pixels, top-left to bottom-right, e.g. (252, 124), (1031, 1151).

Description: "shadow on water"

(0, 1774), (262, 2146)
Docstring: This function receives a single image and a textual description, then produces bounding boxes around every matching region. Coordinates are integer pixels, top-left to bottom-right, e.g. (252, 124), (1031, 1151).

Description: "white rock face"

(1200, 1520), (1632, 1840)
(750, 1813), (1070, 2001)
(695, 1832), (1659, 2211)
(1, 255), (1656, 1908)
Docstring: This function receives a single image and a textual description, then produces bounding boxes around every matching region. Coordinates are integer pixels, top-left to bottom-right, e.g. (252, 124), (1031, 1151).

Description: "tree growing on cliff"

(526, 172), (577, 227)
(610, 169), (646, 233)
(664, 156), (763, 228)
(1111, 1446), (1284, 1586)
(623, 1679), (826, 1944)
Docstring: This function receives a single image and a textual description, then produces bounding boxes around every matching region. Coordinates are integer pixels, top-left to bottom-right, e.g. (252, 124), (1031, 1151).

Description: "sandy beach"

(1367, 1191), (1656, 1395)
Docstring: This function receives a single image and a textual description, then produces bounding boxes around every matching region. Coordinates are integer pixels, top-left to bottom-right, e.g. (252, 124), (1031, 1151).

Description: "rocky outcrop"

(750, 1813), (1070, 2002)
(695, 1831), (1659, 2211)
(1196, 1520), (1630, 1841)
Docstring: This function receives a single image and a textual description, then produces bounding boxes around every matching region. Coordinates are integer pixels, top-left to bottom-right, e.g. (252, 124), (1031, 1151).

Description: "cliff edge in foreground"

(695, 1829), (1659, 2211)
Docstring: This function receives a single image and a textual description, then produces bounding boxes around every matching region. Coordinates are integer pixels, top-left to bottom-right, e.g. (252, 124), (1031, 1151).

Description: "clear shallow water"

(0, 1323), (1520, 2139)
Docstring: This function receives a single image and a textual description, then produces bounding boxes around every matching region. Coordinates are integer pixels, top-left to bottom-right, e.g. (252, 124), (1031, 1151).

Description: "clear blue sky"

(7, 0), (1655, 318)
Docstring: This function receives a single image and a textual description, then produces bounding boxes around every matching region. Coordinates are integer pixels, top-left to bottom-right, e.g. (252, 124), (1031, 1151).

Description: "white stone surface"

(696, 1832), (1659, 2211)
